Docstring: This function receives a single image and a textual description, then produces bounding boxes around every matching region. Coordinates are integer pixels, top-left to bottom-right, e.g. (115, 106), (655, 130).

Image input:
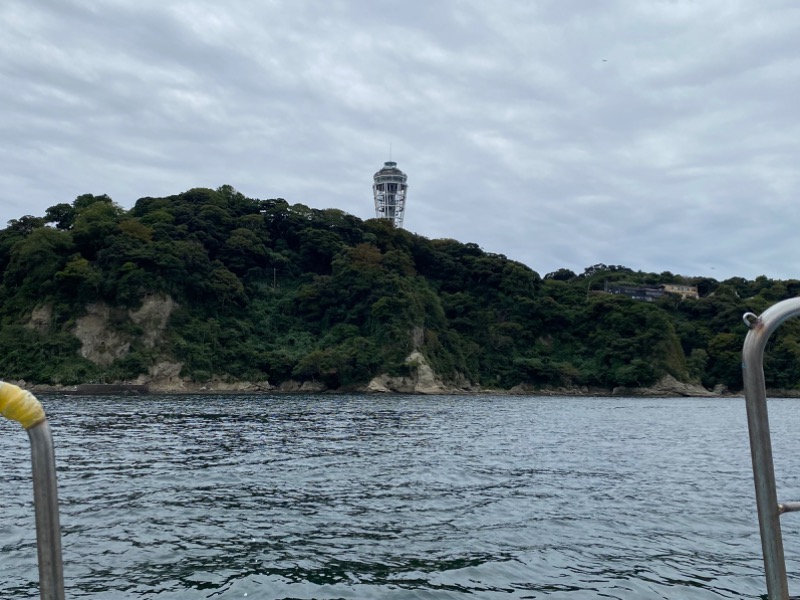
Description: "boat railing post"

(0, 382), (65, 600)
(742, 297), (800, 600)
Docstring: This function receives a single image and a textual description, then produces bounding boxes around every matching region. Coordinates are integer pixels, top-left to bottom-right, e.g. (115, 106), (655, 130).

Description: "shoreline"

(6, 380), (759, 398)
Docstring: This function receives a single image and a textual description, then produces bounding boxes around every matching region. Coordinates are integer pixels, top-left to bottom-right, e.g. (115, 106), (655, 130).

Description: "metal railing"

(0, 382), (65, 600)
(742, 297), (800, 600)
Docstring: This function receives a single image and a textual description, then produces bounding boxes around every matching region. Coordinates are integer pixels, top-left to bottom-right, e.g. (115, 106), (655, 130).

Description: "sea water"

(2, 393), (799, 599)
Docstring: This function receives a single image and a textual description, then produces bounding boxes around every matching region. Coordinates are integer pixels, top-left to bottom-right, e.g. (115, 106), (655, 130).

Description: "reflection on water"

(1, 394), (796, 598)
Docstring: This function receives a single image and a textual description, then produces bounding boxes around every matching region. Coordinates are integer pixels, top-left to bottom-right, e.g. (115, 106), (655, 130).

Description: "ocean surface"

(2, 393), (800, 599)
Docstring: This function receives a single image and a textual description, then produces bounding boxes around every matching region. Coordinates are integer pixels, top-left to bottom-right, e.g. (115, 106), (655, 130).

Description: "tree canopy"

(0, 186), (796, 392)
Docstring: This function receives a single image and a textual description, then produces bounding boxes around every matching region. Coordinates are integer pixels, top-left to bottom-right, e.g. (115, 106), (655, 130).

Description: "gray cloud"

(2, 0), (800, 281)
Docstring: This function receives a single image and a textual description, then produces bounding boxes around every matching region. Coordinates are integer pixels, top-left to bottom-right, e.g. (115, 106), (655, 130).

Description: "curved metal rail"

(0, 382), (65, 600)
(742, 297), (800, 600)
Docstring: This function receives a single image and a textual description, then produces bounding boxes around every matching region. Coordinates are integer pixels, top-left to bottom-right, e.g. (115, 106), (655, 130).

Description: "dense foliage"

(1, 186), (798, 391)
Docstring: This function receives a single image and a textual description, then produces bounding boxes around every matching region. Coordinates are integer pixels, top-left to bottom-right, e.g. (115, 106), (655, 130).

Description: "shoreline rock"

(0, 370), (749, 398)
(7, 378), (747, 397)
(365, 351), (464, 394)
(611, 374), (722, 398)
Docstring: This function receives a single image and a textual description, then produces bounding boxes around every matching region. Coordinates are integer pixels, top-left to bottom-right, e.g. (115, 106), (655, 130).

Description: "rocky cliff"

(16, 297), (728, 397)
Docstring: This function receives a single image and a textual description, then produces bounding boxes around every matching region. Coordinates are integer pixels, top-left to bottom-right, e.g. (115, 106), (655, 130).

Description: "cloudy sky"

(2, 0), (799, 281)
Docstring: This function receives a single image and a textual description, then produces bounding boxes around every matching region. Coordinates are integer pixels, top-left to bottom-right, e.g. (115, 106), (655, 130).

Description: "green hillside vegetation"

(0, 186), (798, 392)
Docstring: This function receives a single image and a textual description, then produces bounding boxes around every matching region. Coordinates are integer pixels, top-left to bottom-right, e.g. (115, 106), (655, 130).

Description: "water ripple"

(0, 394), (789, 598)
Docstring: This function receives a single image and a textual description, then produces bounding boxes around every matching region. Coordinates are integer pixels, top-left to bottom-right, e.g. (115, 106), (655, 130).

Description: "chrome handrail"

(28, 419), (65, 600)
(1, 383), (65, 600)
(742, 297), (800, 600)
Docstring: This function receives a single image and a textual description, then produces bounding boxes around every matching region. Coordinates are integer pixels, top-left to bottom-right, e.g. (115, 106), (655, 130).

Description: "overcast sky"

(2, 0), (799, 282)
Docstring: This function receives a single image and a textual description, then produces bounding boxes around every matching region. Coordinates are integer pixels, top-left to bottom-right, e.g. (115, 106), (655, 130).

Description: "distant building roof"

(604, 282), (699, 302)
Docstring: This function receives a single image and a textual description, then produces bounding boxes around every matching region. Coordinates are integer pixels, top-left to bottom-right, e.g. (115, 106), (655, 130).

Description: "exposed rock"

(73, 296), (177, 367)
(300, 380), (327, 393)
(508, 383), (536, 395)
(366, 374), (409, 393)
(279, 380), (302, 392)
(507, 384), (611, 396)
(366, 378), (391, 393)
(366, 351), (456, 394)
(408, 351), (446, 393)
(613, 374), (717, 397)
(74, 303), (130, 366)
(136, 361), (185, 390)
(130, 294), (177, 348)
(250, 381), (275, 392)
(411, 326), (424, 350)
(149, 361), (183, 381)
(204, 380), (273, 392)
(27, 304), (53, 334)
(143, 374), (274, 394)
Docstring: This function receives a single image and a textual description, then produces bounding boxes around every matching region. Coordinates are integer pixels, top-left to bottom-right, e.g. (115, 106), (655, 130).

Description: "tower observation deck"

(373, 161), (408, 228)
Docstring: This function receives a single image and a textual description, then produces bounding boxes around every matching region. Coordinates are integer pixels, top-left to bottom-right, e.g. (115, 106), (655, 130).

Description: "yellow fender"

(0, 382), (46, 429)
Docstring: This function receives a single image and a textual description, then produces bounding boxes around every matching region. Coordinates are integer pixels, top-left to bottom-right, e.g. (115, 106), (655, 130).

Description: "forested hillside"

(0, 186), (798, 392)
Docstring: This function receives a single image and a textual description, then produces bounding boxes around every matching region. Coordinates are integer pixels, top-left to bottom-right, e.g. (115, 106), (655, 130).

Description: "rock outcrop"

(613, 374), (718, 397)
(366, 351), (460, 394)
(135, 361), (185, 390)
(72, 295), (177, 366)
(130, 295), (177, 348)
(27, 304), (53, 334)
(73, 303), (131, 366)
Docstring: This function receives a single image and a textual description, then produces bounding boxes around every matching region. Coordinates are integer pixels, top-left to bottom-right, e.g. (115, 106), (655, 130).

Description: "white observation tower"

(372, 161), (408, 228)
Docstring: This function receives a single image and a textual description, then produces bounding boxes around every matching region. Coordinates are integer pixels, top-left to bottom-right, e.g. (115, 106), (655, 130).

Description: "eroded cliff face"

(130, 295), (177, 348)
(366, 351), (469, 394)
(74, 303), (130, 366)
(73, 295), (176, 366)
(63, 295), (279, 392)
(27, 304), (53, 334)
